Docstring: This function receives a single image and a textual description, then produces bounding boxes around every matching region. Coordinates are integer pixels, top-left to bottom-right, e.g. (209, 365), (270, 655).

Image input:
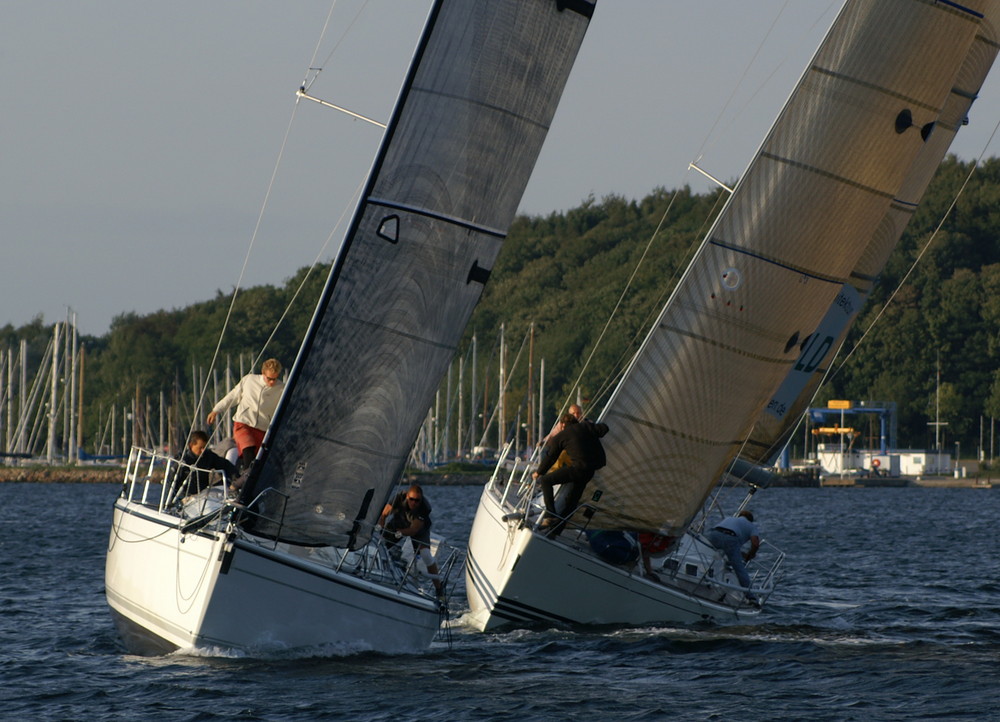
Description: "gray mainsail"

(245, 0), (595, 546)
(590, 0), (1000, 534)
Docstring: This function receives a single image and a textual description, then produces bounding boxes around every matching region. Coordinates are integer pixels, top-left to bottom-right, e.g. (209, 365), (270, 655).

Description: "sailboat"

(466, 0), (1000, 631)
(104, 0), (596, 655)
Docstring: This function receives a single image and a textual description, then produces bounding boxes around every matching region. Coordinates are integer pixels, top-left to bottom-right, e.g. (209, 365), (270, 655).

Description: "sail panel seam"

(758, 151), (898, 203)
(603, 410), (742, 448)
(810, 65), (941, 113)
(410, 84), (552, 135)
(656, 324), (796, 366)
(975, 31), (1000, 50)
(300, 431), (407, 461)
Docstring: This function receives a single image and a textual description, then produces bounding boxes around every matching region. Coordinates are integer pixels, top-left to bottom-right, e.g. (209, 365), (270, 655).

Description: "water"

(2, 482), (998, 721)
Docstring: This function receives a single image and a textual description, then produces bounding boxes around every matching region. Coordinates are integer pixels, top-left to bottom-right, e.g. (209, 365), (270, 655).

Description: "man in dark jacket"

(532, 413), (609, 536)
(378, 484), (444, 597)
(176, 430), (237, 498)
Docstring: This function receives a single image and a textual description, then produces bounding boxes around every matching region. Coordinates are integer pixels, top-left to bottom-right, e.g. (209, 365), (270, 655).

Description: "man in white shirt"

(207, 358), (284, 472)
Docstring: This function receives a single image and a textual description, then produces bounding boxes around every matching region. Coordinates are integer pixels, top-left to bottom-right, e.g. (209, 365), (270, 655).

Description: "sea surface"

(1, 481), (997, 721)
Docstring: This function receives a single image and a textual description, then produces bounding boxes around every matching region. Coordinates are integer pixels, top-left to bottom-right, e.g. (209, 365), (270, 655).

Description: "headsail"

(244, 0), (595, 546)
(590, 0), (1000, 535)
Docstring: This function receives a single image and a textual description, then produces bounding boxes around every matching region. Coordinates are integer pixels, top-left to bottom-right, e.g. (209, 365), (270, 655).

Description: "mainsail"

(590, 0), (1000, 535)
(745, 4), (1000, 464)
(244, 0), (596, 546)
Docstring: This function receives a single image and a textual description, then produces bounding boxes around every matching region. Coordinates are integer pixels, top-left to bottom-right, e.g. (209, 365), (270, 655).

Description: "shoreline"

(0, 466), (994, 488)
(0, 466), (491, 486)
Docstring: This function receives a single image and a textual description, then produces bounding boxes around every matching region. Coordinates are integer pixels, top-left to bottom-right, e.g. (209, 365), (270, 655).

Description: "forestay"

(244, 0), (595, 546)
(590, 0), (1000, 535)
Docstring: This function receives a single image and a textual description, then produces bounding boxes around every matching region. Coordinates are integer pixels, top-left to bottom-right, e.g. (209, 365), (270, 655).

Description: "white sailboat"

(105, 0), (596, 655)
(466, 0), (1000, 631)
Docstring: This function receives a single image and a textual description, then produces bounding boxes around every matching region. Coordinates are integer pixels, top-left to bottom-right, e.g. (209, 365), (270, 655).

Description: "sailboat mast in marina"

(467, 0), (1000, 631)
(105, 0), (596, 655)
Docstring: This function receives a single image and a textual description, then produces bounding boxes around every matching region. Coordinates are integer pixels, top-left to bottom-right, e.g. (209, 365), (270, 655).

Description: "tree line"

(3, 156), (999, 462)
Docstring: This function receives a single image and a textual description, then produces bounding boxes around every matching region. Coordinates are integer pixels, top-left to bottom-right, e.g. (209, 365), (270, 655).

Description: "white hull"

(106, 488), (445, 655)
(466, 480), (773, 632)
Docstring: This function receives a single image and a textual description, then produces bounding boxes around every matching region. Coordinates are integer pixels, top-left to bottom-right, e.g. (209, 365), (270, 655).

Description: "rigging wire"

(552, 2), (835, 421)
(585, 189), (730, 415)
(193, 0), (374, 446)
(191, 99), (303, 445)
(690, 1), (841, 168)
(301, 0), (373, 95)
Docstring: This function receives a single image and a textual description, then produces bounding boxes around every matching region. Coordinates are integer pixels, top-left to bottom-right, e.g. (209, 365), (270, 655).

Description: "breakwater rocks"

(0, 466), (123, 484)
(0, 466), (491, 486)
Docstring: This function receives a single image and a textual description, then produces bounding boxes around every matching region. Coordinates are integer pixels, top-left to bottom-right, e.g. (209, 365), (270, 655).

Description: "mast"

(68, 312), (78, 464)
(498, 324), (505, 452)
(77, 345), (85, 459)
(3, 346), (9, 459)
(18, 340), (26, 457)
(445, 363), (453, 460)
(46, 323), (60, 464)
(527, 321), (535, 448)
(470, 334), (477, 449)
(457, 355), (465, 459)
(538, 357), (545, 447)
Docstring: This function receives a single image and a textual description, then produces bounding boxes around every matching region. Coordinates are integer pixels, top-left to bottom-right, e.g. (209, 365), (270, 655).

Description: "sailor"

(206, 358), (284, 473)
(532, 413), (609, 536)
(705, 510), (761, 595)
(176, 429), (237, 497)
(379, 484), (444, 597)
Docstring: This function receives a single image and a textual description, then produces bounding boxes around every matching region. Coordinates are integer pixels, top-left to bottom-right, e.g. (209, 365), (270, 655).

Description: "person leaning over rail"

(176, 429), (237, 499)
(206, 358), (284, 474)
(705, 510), (761, 601)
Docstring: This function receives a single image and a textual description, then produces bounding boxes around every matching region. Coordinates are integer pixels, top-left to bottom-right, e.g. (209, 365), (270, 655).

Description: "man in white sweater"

(207, 358), (285, 472)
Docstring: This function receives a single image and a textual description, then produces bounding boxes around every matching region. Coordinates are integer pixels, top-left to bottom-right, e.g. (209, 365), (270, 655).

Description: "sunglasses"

(407, 497), (422, 502)
(263, 375), (279, 382)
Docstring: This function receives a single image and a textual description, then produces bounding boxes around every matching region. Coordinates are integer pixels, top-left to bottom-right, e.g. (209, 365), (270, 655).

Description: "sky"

(5, 1), (1000, 337)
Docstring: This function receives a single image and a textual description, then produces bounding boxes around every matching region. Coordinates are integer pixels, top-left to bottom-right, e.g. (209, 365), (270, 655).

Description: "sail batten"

(706, 239), (851, 285)
(367, 198), (508, 238)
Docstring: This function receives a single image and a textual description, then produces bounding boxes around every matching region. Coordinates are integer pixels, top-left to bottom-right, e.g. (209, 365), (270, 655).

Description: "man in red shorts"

(207, 358), (284, 473)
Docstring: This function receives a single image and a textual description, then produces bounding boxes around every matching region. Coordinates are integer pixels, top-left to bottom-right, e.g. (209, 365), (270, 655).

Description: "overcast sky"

(5, 1), (1000, 336)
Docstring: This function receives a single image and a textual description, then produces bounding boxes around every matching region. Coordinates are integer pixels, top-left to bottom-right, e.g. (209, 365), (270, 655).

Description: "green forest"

(4, 156), (1000, 463)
